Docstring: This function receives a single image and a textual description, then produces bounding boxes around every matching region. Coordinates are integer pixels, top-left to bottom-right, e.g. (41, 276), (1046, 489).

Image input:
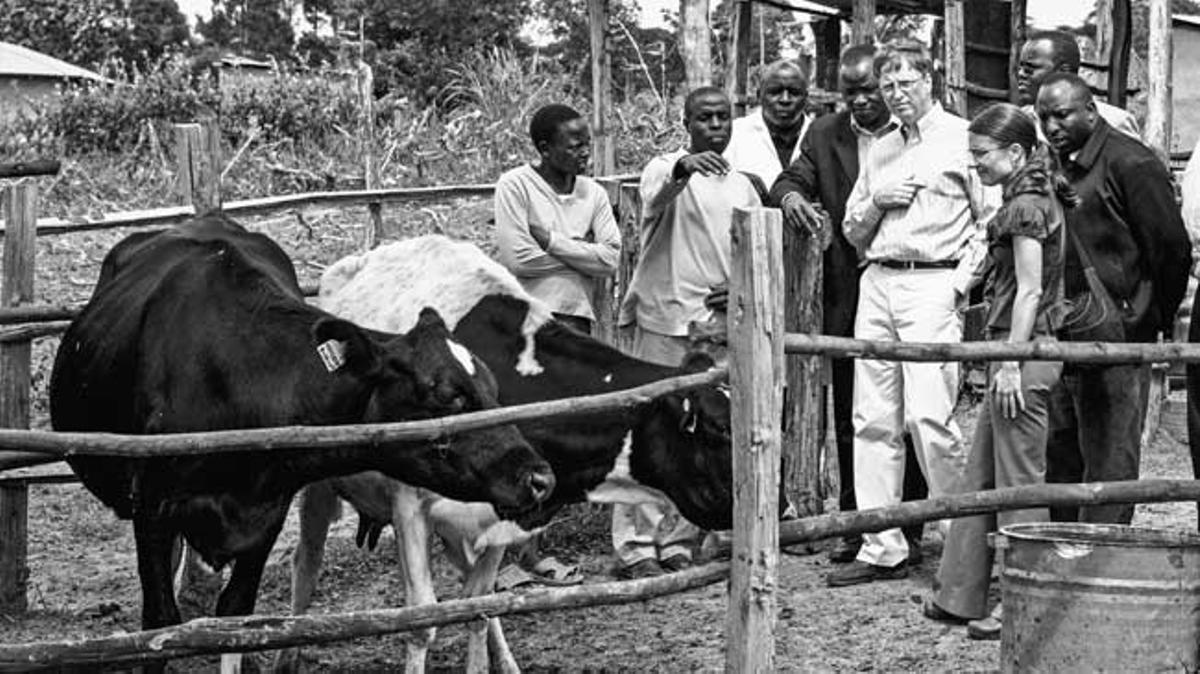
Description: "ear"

(312, 317), (380, 377)
(680, 351), (716, 374)
(417, 307), (450, 334)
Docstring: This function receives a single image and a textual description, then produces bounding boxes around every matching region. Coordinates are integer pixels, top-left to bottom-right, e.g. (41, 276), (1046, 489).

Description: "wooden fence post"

(0, 182), (37, 613)
(680, 0), (713, 88)
(782, 216), (828, 519)
(726, 207), (783, 672)
(943, 0), (968, 116)
(174, 121), (222, 213)
(726, 0), (753, 118)
(358, 61), (383, 250)
(1009, 0), (1027, 103)
(614, 183), (642, 352)
(588, 0), (616, 176)
(593, 179), (622, 345)
(852, 0), (875, 46)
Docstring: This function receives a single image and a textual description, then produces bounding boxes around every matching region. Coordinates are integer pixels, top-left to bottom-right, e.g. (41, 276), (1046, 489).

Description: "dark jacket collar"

(1072, 117), (1112, 170)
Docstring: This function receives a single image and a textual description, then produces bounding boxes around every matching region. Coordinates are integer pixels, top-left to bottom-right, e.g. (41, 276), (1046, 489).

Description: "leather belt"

(874, 259), (958, 270)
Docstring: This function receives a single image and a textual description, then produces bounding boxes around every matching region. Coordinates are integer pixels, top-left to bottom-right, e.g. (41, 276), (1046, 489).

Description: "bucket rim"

(998, 522), (1200, 548)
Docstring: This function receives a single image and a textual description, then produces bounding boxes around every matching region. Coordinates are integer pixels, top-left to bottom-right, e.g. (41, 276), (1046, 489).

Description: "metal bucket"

(996, 523), (1200, 673)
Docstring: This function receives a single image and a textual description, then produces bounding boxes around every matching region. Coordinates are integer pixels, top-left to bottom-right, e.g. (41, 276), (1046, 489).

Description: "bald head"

(1035, 72), (1096, 156)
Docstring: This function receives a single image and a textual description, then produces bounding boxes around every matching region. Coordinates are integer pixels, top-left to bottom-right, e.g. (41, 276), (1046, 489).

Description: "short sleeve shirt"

(984, 191), (1066, 336)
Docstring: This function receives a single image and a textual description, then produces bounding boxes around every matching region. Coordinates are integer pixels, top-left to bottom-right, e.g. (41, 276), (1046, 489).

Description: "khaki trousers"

(934, 354), (1062, 619)
(853, 264), (967, 567)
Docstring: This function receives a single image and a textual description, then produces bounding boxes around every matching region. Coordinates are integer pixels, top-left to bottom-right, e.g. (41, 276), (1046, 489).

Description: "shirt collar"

(850, 114), (899, 139)
(1070, 117), (1111, 170)
(900, 103), (945, 143)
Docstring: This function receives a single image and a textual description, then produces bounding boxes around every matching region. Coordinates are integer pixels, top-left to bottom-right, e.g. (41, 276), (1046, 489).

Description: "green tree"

(0, 0), (189, 70)
(126, 0), (191, 65)
(197, 0), (296, 60)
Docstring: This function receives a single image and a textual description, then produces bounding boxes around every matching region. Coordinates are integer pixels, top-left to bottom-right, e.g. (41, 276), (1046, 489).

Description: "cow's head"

(312, 308), (554, 524)
(631, 352), (735, 530)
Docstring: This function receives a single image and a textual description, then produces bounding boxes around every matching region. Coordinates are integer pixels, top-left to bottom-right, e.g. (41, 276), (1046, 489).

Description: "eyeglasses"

(880, 78), (925, 95)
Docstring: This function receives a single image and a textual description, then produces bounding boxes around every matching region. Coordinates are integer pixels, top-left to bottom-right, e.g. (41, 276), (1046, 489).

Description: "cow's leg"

(215, 523), (282, 674)
(275, 482), (339, 673)
(459, 544), (510, 674)
(133, 516), (181, 674)
(393, 487), (436, 674)
(488, 618), (518, 674)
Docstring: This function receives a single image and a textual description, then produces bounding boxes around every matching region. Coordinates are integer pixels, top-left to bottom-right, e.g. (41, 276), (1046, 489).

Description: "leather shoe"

(827, 538), (861, 564)
(907, 540), (924, 566)
(660, 553), (692, 573)
(922, 596), (969, 624)
(617, 558), (664, 580)
(825, 560), (908, 587)
(967, 604), (1002, 640)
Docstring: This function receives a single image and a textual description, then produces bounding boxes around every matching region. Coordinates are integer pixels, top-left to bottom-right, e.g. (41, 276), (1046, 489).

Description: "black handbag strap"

(1065, 222), (1099, 272)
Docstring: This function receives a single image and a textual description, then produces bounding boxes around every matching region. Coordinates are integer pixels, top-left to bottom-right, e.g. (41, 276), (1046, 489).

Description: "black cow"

(288, 236), (735, 672)
(49, 215), (554, 639)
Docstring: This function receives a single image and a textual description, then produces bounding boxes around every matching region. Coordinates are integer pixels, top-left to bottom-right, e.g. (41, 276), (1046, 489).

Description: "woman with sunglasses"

(921, 102), (1076, 639)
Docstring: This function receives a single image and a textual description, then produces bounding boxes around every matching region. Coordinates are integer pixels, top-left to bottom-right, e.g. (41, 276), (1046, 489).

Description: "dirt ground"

(3, 207), (1197, 672)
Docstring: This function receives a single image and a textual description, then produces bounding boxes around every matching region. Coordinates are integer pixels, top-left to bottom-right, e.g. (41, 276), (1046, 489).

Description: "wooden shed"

(0, 42), (109, 117)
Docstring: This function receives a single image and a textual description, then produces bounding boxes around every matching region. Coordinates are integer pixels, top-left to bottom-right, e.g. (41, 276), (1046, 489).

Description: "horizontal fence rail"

(0, 175), (640, 237)
(0, 368), (725, 472)
(785, 333), (1200, 364)
(3, 478), (1197, 670)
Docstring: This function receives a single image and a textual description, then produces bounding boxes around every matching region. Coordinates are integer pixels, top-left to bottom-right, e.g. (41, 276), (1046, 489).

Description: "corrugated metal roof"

(0, 41), (108, 81)
(1175, 14), (1200, 29)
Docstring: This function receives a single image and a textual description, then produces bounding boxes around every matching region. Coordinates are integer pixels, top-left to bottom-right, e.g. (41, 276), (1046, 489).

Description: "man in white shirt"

(495, 104), (621, 335)
(614, 87), (762, 579)
(724, 59), (813, 188)
(1016, 30), (1140, 140)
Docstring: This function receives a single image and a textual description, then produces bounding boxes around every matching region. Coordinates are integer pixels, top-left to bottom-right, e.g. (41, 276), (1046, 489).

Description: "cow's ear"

(416, 307), (449, 334)
(312, 318), (380, 377)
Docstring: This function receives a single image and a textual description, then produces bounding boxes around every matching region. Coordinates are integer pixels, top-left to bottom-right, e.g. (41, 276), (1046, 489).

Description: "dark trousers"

(831, 356), (928, 543)
(1046, 362), (1150, 524)
(1186, 284), (1200, 530)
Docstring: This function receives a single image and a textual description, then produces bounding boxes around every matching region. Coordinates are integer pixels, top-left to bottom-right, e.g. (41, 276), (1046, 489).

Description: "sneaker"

(825, 560), (908, 587)
(967, 604), (1002, 640)
(616, 558), (664, 580)
(660, 553), (692, 573)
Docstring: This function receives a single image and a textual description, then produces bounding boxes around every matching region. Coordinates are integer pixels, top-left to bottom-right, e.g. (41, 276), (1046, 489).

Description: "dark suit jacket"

(768, 110), (863, 338)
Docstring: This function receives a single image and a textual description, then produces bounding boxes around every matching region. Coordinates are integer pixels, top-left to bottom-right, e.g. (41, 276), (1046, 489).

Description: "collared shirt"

(849, 114), (900, 170)
(618, 149), (763, 336)
(843, 103), (1001, 295)
(724, 108), (813, 187)
(494, 164), (621, 320)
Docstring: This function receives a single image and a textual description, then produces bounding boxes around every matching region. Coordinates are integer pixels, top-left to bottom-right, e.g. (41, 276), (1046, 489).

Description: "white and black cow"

(49, 216), (554, 666)
(289, 235), (736, 673)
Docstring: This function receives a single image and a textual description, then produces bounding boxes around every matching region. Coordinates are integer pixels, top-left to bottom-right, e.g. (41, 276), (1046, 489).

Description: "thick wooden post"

(679, 0), (712, 88)
(726, 207), (783, 672)
(782, 217), (829, 518)
(815, 18), (842, 91)
(593, 179), (622, 345)
(1145, 0), (1173, 163)
(1009, 0), (1027, 103)
(358, 61), (383, 250)
(851, 0), (875, 46)
(588, 0), (616, 175)
(173, 121), (222, 212)
(726, 0), (753, 118)
(0, 183), (36, 613)
(614, 183), (642, 352)
(1109, 0), (1132, 107)
(943, 0), (968, 116)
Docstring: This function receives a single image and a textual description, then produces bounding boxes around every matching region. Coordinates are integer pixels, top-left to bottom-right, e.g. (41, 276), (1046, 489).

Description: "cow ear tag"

(317, 339), (347, 372)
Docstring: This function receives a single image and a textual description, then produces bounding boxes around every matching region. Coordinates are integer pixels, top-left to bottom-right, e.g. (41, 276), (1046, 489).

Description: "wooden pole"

(726, 0), (753, 118)
(783, 333), (1200, 364)
(851, 0), (874, 46)
(782, 216), (830, 518)
(357, 61), (382, 250)
(943, 0), (968, 116)
(593, 179), (622, 345)
(588, 0), (616, 175)
(1109, 0), (1132, 107)
(173, 121), (221, 213)
(1009, 0), (1027, 103)
(1095, 0), (1114, 95)
(1145, 0), (1173, 163)
(816, 18), (842, 90)
(679, 0), (712, 88)
(726, 207), (783, 672)
(615, 182), (641, 352)
(0, 183), (36, 613)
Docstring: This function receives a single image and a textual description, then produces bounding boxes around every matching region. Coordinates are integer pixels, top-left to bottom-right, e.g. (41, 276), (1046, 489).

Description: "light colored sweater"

(494, 164), (620, 320)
